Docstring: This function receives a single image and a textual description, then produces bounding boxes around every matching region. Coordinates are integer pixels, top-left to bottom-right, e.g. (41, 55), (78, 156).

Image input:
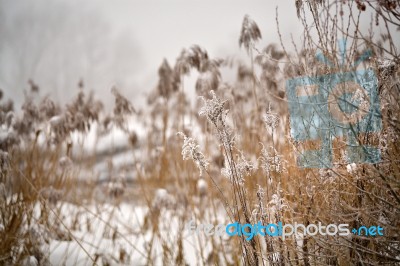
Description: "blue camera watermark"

(286, 40), (382, 168)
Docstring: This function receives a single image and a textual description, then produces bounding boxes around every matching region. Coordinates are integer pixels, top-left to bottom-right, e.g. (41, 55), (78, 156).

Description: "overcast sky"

(0, 0), (302, 109)
(2, 0), (396, 110)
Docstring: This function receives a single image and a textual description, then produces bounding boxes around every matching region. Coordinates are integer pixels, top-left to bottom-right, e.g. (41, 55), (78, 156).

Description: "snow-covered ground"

(48, 203), (148, 265)
(43, 199), (232, 265)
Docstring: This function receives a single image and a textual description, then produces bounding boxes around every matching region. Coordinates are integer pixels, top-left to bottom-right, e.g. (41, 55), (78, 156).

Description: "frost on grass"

(221, 152), (255, 186)
(258, 143), (287, 179)
(198, 90), (226, 126)
(177, 132), (209, 176)
(377, 58), (397, 81)
(199, 90), (236, 150)
(268, 192), (288, 216)
(262, 105), (280, 131)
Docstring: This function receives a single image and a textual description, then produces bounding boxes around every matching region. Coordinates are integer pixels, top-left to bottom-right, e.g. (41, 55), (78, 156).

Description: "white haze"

(0, 0), (301, 110)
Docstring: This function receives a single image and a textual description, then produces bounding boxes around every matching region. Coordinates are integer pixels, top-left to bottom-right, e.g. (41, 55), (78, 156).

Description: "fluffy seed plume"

(221, 152), (255, 186)
(198, 90), (226, 126)
(239, 14), (262, 54)
(262, 105), (280, 131)
(258, 143), (287, 179)
(177, 132), (209, 176)
(111, 87), (136, 116)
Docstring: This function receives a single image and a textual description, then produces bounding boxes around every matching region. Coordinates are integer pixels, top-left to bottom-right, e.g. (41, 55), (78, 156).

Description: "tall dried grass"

(0, 1), (399, 265)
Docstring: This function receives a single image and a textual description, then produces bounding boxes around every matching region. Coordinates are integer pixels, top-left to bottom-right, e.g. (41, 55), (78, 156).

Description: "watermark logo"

(286, 40), (382, 168)
(185, 220), (384, 241)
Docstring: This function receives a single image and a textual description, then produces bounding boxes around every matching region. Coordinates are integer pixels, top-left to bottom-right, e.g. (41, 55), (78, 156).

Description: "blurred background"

(0, 0), (302, 110)
(1, 1), (399, 265)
